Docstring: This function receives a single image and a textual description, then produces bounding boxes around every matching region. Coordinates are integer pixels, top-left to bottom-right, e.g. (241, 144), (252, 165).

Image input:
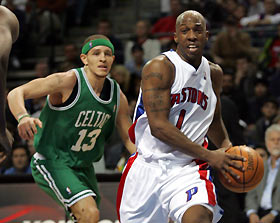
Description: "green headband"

(82, 38), (114, 55)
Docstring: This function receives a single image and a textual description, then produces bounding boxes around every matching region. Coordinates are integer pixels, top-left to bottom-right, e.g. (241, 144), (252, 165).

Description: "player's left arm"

(116, 90), (136, 155)
(207, 62), (232, 149)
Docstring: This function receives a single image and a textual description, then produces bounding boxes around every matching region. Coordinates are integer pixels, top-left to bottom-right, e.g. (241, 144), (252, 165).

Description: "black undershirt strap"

(55, 78), (111, 107)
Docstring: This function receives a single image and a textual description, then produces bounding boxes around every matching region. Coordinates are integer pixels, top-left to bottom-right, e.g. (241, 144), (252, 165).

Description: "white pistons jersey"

(132, 50), (217, 163)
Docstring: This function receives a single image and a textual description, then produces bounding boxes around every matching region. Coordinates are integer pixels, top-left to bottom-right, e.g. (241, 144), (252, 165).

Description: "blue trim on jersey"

(134, 94), (145, 122)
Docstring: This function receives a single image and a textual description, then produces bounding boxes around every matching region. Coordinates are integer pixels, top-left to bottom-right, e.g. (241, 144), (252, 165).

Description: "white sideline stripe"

(64, 189), (96, 204)
(68, 192), (96, 207)
(37, 164), (66, 208)
(36, 162), (96, 207)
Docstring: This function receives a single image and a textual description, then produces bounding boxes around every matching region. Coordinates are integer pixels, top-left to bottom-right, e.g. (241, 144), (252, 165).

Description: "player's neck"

(84, 67), (106, 96)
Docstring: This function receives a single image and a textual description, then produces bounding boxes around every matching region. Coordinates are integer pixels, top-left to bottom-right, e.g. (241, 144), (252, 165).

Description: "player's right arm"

(7, 70), (77, 140)
(142, 56), (216, 162)
(142, 56), (244, 181)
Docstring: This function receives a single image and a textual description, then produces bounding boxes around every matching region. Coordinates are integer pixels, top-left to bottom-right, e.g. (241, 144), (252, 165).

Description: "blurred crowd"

(2, 0), (280, 221)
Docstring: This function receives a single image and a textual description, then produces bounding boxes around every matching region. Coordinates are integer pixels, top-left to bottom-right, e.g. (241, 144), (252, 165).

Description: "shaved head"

(174, 10), (209, 68)
(176, 10), (206, 31)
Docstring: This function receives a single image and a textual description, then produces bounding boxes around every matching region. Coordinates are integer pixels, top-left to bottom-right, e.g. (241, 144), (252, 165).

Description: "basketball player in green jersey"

(7, 34), (136, 223)
(0, 3), (19, 165)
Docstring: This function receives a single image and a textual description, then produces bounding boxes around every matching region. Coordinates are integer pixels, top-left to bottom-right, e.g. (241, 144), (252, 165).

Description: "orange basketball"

(218, 145), (264, 193)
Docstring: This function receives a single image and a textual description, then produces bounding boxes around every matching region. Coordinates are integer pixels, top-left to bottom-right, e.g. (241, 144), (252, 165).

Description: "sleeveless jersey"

(34, 67), (120, 168)
(133, 50), (217, 163)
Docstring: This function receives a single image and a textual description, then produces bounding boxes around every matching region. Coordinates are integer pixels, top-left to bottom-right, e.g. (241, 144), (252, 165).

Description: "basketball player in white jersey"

(0, 2), (19, 164)
(117, 10), (246, 223)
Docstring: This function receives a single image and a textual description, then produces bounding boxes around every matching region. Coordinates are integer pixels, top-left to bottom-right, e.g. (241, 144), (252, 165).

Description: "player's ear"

(80, 54), (88, 66)
(174, 32), (178, 44)
(205, 30), (209, 41)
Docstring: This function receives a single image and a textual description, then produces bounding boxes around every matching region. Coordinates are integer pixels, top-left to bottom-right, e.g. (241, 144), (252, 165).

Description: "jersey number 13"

(71, 129), (101, 152)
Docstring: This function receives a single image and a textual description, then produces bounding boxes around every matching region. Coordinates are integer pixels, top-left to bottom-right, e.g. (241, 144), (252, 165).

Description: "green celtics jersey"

(34, 67), (120, 168)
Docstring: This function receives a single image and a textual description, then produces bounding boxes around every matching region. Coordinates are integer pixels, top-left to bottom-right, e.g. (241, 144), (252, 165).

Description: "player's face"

(266, 131), (280, 157)
(83, 46), (115, 78)
(175, 14), (208, 66)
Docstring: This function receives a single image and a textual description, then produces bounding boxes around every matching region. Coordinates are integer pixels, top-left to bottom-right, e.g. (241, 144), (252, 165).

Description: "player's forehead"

(177, 11), (205, 28)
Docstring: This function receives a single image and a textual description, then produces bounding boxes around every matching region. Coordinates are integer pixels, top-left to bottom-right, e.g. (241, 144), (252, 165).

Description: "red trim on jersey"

(202, 138), (208, 148)
(194, 138), (216, 206)
(116, 152), (138, 221)
(198, 166), (216, 206)
(128, 120), (137, 144)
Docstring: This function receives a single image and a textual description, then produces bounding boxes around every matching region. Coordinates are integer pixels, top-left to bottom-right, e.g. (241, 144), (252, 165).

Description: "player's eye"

(105, 51), (112, 56)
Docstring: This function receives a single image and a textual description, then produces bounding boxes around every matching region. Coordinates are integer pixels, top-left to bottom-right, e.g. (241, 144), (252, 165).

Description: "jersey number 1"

(71, 129), (101, 152)
(176, 109), (186, 130)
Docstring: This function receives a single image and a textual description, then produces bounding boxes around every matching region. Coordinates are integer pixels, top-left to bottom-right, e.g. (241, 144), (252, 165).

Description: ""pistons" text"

(171, 87), (208, 110)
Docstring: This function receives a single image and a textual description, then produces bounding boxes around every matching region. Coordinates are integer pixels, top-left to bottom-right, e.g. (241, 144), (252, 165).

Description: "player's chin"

(185, 52), (199, 61)
(95, 71), (108, 78)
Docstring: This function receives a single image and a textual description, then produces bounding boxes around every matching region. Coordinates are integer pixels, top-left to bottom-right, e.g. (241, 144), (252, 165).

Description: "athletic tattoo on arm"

(143, 72), (170, 113)
(143, 72), (163, 80)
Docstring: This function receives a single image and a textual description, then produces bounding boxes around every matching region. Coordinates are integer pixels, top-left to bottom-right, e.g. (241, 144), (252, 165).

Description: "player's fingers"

(18, 126), (27, 140)
(225, 167), (241, 181)
(229, 154), (246, 162)
(19, 125), (32, 140)
(34, 119), (42, 128)
(26, 127), (34, 140)
(30, 121), (38, 134)
(229, 161), (245, 172)
(220, 169), (231, 183)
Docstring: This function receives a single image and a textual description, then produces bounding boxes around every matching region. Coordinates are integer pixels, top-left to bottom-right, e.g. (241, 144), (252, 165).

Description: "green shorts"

(31, 153), (100, 212)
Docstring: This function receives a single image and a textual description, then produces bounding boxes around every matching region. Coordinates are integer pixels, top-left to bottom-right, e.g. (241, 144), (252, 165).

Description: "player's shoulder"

(56, 69), (76, 78)
(144, 54), (174, 73)
(208, 61), (223, 76)
(143, 54), (175, 82)
(48, 69), (77, 88)
(208, 61), (223, 78)
(208, 61), (223, 88)
(146, 54), (171, 65)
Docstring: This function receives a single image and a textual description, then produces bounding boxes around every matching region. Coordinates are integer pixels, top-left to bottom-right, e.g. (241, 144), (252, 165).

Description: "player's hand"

(208, 148), (245, 182)
(18, 116), (42, 141)
(249, 213), (261, 223)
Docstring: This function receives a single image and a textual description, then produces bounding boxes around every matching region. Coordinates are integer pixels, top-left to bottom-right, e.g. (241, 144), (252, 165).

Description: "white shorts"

(117, 153), (223, 223)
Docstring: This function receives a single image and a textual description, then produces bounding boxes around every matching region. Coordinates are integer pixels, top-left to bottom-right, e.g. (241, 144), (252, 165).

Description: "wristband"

(18, 114), (30, 123)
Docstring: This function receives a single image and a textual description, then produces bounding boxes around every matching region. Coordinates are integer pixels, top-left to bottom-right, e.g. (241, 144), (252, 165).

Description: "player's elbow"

(7, 87), (23, 104)
(149, 121), (166, 139)
(7, 89), (15, 103)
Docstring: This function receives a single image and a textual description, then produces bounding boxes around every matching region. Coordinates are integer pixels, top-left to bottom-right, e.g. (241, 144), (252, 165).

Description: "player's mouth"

(187, 45), (199, 53)
(98, 65), (108, 71)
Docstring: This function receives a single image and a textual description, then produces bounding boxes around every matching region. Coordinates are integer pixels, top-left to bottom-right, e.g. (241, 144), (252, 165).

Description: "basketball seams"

(245, 153), (261, 187)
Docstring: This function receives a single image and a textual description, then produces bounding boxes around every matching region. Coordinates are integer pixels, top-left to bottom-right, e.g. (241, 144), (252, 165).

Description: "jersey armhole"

(47, 69), (81, 111)
(55, 81), (78, 107)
